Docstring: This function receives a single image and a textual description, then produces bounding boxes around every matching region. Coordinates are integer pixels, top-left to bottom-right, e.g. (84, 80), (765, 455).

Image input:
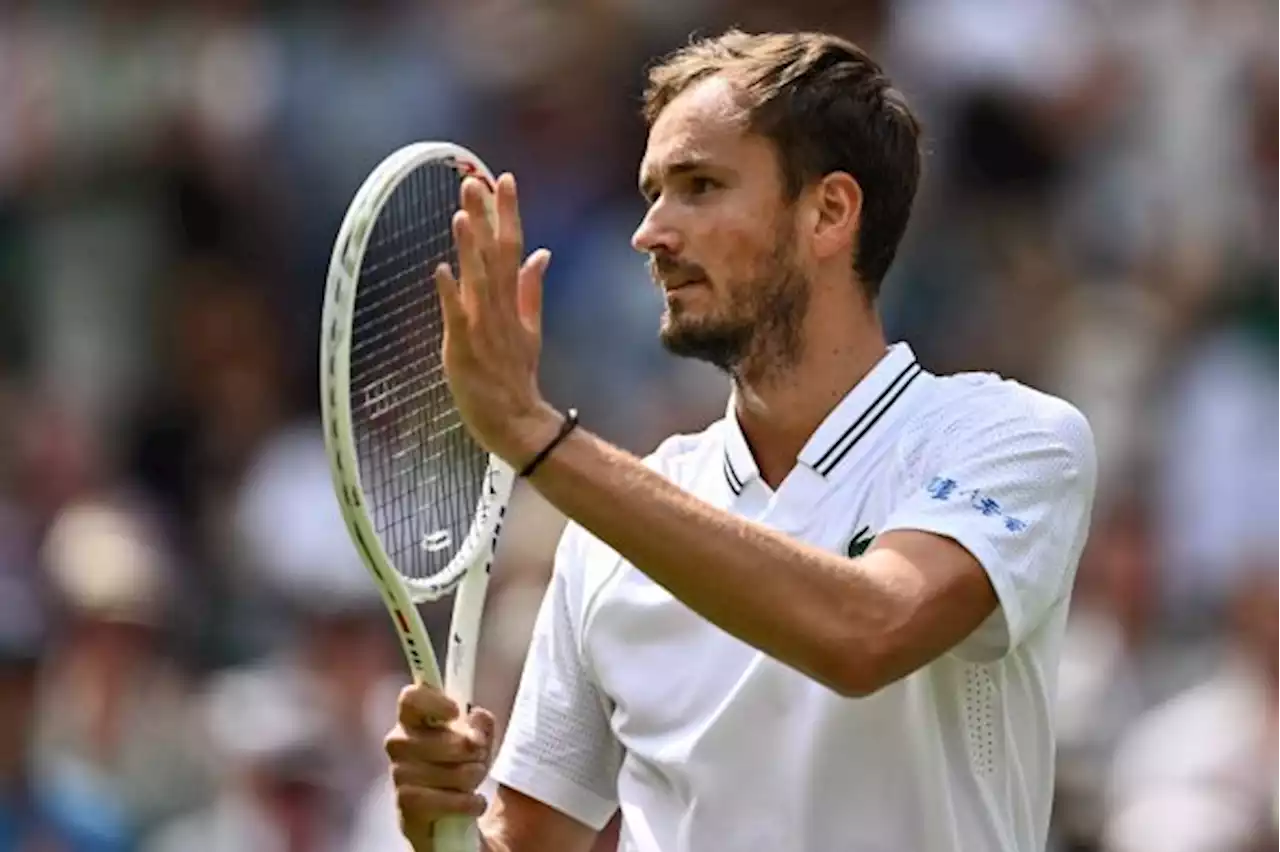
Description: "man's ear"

(809, 172), (862, 264)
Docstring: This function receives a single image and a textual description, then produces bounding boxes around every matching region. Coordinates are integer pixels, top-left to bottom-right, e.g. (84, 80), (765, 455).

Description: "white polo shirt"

(490, 342), (1097, 852)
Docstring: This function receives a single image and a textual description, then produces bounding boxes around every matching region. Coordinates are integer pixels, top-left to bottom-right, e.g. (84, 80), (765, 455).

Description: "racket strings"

(348, 162), (490, 583)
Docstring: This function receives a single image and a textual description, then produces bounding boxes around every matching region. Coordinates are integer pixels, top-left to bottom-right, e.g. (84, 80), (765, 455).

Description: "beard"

(658, 221), (810, 385)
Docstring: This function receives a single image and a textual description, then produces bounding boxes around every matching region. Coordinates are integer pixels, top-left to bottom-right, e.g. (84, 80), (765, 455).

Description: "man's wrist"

(508, 403), (570, 473)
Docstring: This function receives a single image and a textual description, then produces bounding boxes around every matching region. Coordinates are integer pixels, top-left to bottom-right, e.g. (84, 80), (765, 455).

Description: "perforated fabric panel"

(489, 524), (622, 829)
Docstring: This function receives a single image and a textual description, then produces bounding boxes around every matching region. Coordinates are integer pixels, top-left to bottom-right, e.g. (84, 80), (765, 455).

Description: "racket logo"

(422, 530), (453, 553)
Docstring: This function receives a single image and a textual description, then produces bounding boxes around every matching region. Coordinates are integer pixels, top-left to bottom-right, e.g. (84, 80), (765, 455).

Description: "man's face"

(633, 76), (810, 378)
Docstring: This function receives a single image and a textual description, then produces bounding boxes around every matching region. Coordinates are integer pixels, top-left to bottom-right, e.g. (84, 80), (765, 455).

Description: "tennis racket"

(320, 141), (515, 852)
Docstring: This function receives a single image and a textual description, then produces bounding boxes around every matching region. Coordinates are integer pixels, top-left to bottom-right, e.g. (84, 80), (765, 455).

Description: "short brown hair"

(643, 30), (921, 298)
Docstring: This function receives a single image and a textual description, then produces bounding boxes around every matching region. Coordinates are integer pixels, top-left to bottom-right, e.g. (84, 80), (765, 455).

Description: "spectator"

(1102, 564), (1277, 852)
(146, 666), (345, 852)
(36, 499), (213, 837)
(0, 556), (133, 851)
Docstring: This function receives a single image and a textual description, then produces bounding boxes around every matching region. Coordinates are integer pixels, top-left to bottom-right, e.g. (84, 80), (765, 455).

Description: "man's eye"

(690, 177), (717, 194)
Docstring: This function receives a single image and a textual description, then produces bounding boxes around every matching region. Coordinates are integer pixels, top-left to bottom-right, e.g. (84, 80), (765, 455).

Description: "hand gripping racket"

(320, 141), (515, 852)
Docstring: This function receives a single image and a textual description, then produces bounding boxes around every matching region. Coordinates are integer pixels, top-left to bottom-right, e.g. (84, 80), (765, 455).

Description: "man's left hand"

(434, 173), (563, 467)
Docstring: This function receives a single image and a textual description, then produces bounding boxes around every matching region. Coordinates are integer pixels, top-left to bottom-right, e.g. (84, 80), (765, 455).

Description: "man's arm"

(401, 784), (595, 852)
(474, 786), (599, 852)
(516, 397), (1094, 696)
(515, 416), (995, 698)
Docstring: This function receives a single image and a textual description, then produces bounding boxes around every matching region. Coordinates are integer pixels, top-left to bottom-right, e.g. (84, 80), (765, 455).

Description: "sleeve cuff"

(879, 514), (1026, 662)
(487, 757), (618, 831)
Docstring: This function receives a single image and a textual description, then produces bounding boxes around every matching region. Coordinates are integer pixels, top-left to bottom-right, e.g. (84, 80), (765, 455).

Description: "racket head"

(320, 141), (516, 607)
(322, 141), (508, 852)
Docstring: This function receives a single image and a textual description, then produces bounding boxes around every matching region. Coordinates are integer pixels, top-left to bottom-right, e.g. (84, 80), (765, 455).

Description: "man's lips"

(662, 277), (707, 293)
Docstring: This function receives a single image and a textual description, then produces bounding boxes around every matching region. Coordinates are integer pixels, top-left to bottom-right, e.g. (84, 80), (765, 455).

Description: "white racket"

(320, 141), (515, 852)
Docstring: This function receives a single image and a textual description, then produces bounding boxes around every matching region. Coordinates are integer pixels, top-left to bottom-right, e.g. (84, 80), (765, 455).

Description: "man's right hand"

(385, 683), (497, 850)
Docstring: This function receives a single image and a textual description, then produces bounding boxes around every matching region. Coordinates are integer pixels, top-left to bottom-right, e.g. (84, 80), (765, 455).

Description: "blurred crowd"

(0, 1), (1274, 851)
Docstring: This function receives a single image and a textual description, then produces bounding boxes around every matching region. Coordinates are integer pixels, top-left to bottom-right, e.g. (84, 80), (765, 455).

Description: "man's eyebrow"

(639, 157), (715, 198)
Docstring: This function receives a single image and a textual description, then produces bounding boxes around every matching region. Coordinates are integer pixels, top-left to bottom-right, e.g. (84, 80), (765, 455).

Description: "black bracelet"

(519, 408), (579, 477)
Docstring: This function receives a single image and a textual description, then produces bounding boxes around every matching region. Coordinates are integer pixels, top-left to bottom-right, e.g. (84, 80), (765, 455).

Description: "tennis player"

(385, 29), (1096, 852)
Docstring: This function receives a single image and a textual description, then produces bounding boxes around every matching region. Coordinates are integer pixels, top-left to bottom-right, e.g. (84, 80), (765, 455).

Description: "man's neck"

(733, 316), (887, 489)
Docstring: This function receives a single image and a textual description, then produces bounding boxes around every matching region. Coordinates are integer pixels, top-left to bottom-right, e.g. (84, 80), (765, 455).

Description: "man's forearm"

(522, 422), (908, 695)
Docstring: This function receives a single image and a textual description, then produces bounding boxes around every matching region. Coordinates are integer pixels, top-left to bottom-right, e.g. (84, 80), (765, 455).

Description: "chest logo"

(847, 525), (875, 558)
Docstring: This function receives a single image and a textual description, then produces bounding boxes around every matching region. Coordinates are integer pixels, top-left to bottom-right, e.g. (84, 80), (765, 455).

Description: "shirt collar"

(722, 343), (924, 495)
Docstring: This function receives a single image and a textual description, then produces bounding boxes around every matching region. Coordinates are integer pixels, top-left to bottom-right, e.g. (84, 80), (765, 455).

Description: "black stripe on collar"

(812, 361), (922, 476)
(724, 453), (744, 495)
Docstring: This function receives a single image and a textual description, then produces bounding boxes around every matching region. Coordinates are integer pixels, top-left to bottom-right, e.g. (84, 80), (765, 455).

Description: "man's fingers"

(483, 173), (522, 314)
(434, 262), (466, 331)
(452, 208), (487, 302)
(391, 760), (489, 794)
(494, 173), (524, 265)
(385, 725), (489, 766)
(467, 705), (497, 745)
(395, 786), (487, 821)
(460, 176), (495, 256)
(453, 173), (527, 318)
(387, 699), (498, 839)
(397, 683), (460, 731)
(516, 249), (550, 334)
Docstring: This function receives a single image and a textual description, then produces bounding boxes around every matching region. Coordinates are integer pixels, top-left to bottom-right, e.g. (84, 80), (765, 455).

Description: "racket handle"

(432, 816), (478, 852)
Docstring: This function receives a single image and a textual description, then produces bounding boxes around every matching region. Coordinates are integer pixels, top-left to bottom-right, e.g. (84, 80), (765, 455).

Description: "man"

(385, 29), (1097, 852)
(0, 566), (132, 852)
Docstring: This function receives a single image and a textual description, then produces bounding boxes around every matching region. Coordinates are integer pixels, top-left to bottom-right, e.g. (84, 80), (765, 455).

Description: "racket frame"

(321, 141), (516, 852)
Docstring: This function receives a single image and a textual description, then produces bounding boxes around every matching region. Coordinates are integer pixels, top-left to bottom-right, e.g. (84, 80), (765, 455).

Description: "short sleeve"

(881, 394), (1097, 661)
(488, 524), (622, 830)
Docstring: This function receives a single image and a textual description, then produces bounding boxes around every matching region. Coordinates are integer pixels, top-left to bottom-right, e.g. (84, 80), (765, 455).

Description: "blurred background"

(0, 0), (1274, 850)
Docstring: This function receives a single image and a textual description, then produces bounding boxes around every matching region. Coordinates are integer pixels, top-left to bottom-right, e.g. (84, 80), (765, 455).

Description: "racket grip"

(432, 816), (478, 852)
